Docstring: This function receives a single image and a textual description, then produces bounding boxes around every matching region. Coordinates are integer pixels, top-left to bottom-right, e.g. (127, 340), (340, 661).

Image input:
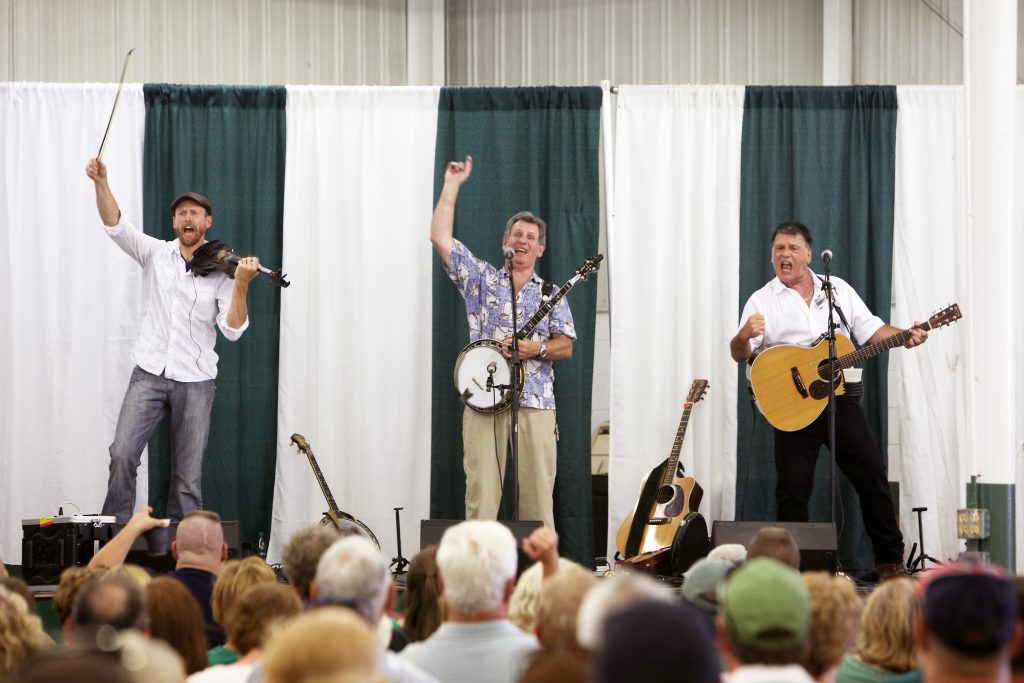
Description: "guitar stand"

(906, 506), (941, 574)
(389, 507), (410, 577)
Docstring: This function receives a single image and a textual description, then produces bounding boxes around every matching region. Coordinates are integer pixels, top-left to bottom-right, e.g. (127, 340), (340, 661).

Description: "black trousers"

(773, 397), (904, 565)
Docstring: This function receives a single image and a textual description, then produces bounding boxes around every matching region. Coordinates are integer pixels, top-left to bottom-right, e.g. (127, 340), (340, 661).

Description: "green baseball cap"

(717, 557), (810, 651)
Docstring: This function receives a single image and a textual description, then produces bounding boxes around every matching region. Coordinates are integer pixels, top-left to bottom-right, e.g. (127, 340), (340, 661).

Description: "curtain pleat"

(0, 83), (146, 563)
(608, 85), (745, 560)
(267, 85), (440, 563)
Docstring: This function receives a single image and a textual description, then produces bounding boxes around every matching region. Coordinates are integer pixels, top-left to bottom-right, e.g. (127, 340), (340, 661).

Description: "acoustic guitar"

(615, 379), (708, 560)
(747, 303), (962, 432)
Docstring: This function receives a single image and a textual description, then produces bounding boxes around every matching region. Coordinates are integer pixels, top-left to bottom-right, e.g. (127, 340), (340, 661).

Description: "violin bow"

(97, 48), (135, 160)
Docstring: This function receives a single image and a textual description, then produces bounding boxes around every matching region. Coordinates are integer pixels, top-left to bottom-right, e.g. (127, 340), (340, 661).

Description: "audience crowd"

(2, 512), (1022, 683)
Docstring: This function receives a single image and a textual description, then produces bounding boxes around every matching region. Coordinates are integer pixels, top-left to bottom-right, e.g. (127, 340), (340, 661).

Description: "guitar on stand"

(290, 433), (379, 549)
(615, 379), (710, 573)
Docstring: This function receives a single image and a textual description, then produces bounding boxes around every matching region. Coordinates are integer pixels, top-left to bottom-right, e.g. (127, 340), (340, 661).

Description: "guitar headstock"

(684, 379), (709, 408)
(926, 303), (962, 330)
(290, 433), (310, 453)
(576, 254), (604, 280)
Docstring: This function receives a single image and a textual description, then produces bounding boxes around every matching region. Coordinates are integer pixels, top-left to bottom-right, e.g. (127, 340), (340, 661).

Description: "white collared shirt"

(105, 218), (247, 381)
(738, 273), (884, 357)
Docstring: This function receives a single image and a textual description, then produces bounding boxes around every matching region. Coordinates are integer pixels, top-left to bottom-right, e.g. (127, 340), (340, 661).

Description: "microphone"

(486, 362), (497, 374)
(820, 249), (832, 265)
(503, 247), (515, 261)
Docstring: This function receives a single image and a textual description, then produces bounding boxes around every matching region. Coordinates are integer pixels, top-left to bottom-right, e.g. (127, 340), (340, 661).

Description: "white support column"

(964, 0), (1017, 567)
(406, 0), (446, 86)
(822, 0), (852, 85)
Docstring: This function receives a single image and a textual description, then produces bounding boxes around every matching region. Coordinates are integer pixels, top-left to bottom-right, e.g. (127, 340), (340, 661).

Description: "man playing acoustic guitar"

(431, 155), (575, 529)
(730, 221), (927, 576)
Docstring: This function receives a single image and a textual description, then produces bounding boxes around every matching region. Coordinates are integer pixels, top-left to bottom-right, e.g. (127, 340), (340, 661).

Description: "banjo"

(454, 254), (603, 414)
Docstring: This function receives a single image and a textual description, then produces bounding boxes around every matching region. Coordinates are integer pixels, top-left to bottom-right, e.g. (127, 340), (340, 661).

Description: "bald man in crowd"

(90, 507), (229, 646)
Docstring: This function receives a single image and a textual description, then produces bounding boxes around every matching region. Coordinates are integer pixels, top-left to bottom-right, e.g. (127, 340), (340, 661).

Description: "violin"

(192, 240), (290, 288)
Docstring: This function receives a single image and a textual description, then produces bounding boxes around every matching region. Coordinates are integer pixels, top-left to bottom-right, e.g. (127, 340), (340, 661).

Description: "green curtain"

(736, 86), (897, 570)
(430, 87), (602, 566)
(143, 85), (287, 551)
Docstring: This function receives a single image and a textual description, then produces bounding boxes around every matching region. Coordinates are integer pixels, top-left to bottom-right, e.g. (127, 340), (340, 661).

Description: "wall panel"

(854, 0), (963, 84)
(5, 0), (407, 85)
(445, 0), (824, 86)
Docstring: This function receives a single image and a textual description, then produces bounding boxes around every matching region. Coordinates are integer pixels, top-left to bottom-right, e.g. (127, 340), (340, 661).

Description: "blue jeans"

(101, 366), (216, 522)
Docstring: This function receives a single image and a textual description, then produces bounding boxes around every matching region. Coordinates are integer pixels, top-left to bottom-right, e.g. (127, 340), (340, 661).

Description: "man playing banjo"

(431, 155), (575, 529)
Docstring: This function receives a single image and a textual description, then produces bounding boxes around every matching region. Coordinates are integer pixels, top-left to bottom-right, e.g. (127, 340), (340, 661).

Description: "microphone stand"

(506, 255), (521, 522)
(821, 255), (839, 528)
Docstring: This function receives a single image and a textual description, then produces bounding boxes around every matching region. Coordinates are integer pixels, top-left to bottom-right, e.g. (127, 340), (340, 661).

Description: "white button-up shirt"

(105, 218), (247, 381)
(738, 273), (884, 356)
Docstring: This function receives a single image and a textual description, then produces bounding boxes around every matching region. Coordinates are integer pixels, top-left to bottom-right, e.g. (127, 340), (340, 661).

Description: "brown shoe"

(875, 562), (910, 580)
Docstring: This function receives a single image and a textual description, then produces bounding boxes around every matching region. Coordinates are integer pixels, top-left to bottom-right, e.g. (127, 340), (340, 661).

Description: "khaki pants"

(462, 406), (557, 528)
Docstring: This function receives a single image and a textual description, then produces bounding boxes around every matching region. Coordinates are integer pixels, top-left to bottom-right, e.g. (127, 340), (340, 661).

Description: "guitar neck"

(516, 274), (580, 340)
(301, 447), (342, 515)
(837, 321), (931, 369)
(659, 406), (693, 486)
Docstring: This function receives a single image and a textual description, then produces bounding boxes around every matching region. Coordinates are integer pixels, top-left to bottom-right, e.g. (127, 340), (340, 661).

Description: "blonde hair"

(536, 562), (598, 650)
(223, 583), (302, 655)
(852, 577), (918, 673)
(802, 572), (862, 677)
(212, 556), (278, 626)
(53, 566), (108, 623)
(263, 608), (378, 683)
(509, 560), (555, 632)
(0, 586), (47, 679)
(107, 564), (152, 589)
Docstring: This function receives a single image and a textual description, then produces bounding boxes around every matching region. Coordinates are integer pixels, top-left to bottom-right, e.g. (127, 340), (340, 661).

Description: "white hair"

(708, 543), (748, 565)
(576, 572), (674, 650)
(314, 536), (390, 623)
(436, 521), (517, 616)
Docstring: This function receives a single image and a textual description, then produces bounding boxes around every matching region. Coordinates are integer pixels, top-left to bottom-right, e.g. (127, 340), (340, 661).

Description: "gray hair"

(314, 536), (390, 623)
(576, 572), (674, 650)
(436, 521), (517, 616)
(503, 211), (547, 245)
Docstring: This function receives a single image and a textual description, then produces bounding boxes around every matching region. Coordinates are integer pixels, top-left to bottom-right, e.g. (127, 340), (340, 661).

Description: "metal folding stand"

(390, 507), (410, 577)
(906, 506), (941, 573)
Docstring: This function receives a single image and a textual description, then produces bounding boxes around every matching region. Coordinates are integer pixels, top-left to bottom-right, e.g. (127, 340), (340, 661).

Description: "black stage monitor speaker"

(123, 519), (241, 572)
(420, 519), (542, 577)
(710, 521), (837, 573)
(21, 518), (116, 586)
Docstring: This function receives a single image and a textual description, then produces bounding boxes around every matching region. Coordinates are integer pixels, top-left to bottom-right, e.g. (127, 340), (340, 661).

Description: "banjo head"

(454, 340), (514, 413)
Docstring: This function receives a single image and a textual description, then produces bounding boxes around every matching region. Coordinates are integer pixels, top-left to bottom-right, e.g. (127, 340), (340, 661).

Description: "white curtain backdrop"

(0, 83), (146, 564)
(890, 86), (969, 564)
(607, 85), (745, 559)
(268, 86), (440, 564)
(1015, 87), (1024, 569)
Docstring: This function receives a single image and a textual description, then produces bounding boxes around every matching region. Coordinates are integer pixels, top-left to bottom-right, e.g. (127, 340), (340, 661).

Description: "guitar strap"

(624, 459), (670, 557)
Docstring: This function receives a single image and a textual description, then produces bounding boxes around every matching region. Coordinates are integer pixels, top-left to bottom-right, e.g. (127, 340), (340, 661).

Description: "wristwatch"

(538, 343), (548, 360)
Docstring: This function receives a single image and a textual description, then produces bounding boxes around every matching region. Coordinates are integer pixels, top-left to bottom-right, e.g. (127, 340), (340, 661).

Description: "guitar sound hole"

(655, 485), (675, 505)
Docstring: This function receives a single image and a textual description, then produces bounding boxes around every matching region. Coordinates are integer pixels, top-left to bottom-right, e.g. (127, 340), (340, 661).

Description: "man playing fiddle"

(85, 157), (258, 523)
